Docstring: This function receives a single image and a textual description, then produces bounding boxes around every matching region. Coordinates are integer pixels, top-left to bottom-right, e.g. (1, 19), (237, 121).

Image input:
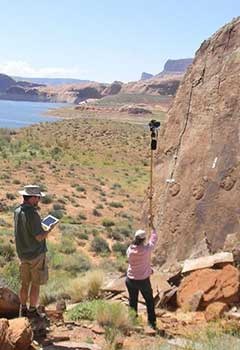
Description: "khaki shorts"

(20, 253), (49, 286)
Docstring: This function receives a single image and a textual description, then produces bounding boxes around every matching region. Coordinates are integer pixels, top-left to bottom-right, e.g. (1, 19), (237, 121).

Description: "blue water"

(0, 100), (66, 128)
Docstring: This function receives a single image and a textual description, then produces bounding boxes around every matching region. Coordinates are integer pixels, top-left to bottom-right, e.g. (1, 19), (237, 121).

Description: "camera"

(148, 120), (161, 150)
(149, 120), (161, 133)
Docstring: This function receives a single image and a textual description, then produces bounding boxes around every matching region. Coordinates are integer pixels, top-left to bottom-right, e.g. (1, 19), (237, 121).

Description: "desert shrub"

(6, 193), (16, 200)
(2, 261), (20, 293)
(111, 183), (121, 189)
(40, 273), (69, 305)
(92, 209), (102, 217)
(0, 243), (15, 261)
(59, 223), (79, 236)
(96, 204), (104, 209)
(78, 212), (87, 221)
(91, 236), (110, 254)
(77, 232), (88, 240)
(59, 237), (76, 254)
(76, 185), (86, 192)
(51, 146), (63, 160)
(109, 202), (124, 208)
(0, 218), (10, 227)
(13, 179), (21, 184)
(50, 209), (64, 219)
(67, 270), (104, 302)
(96, 302), (136, 332)
(63, 253), (91, 275)
(119, 212), (133, 220)
(41, 195), (54, 204)
(66, 300), (106, 321)
(112, 242), (128, 255)
(102, 218), (115, 227)
(53, 202), (65, 210)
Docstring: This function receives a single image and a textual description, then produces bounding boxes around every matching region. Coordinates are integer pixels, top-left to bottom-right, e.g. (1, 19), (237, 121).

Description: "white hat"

(19, 185), (46, 197)
(135, 229), (146, 239)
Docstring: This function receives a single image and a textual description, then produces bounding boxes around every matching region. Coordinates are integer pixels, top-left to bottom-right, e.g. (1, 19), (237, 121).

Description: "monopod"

(148, 120), (161, 227)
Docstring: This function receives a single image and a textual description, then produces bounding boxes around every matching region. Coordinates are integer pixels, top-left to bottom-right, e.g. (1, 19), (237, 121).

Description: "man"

(14, 185), (53, 318)
(125, 222), (157, 329)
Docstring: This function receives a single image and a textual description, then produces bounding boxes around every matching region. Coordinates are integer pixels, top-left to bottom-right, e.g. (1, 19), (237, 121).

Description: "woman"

(125, 224), (158, 329)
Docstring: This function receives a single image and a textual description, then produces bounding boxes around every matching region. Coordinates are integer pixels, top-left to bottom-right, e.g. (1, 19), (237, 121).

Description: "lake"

(0, 100), (66, 129)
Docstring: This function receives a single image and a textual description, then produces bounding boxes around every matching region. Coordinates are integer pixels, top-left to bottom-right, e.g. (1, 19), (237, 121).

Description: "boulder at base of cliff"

(177, 264), (240, 311)
(0, 287), (20, 318)
(0, 317), (32, 350)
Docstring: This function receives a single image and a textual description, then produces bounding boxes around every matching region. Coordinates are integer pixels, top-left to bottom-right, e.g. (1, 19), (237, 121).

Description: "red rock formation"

(147, 17), (240, 266)
(177, 264), (240, 310)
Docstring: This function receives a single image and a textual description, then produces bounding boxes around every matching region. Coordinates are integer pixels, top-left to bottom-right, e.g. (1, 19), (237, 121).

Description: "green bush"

(6, 193), (16, 200)
(91, 236), (110, 254)
(66, 300), (107, 321)
(50, 209), (64, 219)
(76, 185), (86, 192)
(112, 242), (128, 255)
(59, 238), (76, 254)
(64, 254), (91, 275)
(102, 219), (115, 227)
(109, 202), (124, 208)
(41, 195), (54, 204)
(77, 232), (88, 240)
(0, 243), (15, 261)
(2, 261), (20, 293)
(53, 202), (65, 210)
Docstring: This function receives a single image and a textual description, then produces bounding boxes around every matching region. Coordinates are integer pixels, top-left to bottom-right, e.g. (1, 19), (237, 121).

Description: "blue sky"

(0, 0), (239, 82)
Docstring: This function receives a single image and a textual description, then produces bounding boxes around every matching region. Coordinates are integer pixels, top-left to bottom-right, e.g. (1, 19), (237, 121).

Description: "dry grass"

(66, 269), (104, 302)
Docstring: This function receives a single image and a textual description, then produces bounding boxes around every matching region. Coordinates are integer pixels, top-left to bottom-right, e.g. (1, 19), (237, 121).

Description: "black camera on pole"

(149, 120), (161, 150)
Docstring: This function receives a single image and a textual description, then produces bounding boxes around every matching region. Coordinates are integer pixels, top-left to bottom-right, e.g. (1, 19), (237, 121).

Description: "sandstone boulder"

(8, 318), (33, 349)
(204, 302), (229, 321)
(177, 264), (240, 310)
(0, 317), (32, 350)
(0, 287), (20, 318)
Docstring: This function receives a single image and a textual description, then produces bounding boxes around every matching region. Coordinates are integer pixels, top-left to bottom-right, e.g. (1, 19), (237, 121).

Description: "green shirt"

(14, 203), (47, 260)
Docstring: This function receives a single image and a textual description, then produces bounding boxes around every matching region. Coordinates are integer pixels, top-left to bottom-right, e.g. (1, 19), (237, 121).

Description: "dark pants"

(125, 276), (156, 327)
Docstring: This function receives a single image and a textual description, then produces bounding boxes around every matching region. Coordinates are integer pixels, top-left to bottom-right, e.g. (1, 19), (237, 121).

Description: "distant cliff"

(140, 58), (193, 80)
(0, 74), (16, 92)
(160, 58), (193, 75)
(141, 72), (154, 80)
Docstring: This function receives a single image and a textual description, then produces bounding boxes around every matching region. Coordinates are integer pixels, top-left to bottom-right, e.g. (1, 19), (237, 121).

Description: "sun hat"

(18, 185), (46, 197)
(134, 229), (146, 239)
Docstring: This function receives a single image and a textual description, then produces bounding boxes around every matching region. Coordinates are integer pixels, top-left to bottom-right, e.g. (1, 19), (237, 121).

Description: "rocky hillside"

(146, 17), (240, 268)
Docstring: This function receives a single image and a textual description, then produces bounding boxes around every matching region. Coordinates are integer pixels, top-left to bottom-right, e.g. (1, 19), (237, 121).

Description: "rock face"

(147, 17), (240, 266)
(177, 264), (240, 310)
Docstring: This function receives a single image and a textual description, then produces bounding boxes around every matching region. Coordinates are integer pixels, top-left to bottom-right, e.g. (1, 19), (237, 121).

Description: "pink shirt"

(126, 230), (158, 280)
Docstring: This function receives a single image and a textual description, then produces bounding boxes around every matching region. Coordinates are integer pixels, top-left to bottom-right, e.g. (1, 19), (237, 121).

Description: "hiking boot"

(19, 305), (28, 317)
(28, 307), (45, 319)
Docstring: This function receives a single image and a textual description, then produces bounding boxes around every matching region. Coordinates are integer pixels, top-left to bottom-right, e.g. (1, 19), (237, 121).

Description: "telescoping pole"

(148, 120), (161, 228)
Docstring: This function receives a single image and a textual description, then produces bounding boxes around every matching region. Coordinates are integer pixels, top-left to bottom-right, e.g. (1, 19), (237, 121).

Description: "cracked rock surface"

(145, 17), (240, 267)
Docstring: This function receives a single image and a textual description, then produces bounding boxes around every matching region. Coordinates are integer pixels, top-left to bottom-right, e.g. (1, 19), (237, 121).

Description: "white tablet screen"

(42, 216), (58, 227)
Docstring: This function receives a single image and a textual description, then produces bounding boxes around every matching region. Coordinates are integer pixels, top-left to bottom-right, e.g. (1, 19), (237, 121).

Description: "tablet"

(41, 214), (59, 231)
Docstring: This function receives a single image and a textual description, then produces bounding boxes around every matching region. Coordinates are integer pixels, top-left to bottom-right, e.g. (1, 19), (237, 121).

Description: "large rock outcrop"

(148, 17), (240, 267)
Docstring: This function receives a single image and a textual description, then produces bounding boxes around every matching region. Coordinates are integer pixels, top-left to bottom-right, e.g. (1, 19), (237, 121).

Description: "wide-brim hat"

(18, 185), (46, 197)
(134, 229), (146, 239)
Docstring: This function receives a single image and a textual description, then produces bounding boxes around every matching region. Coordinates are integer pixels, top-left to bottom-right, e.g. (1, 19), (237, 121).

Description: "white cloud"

(0, 60), (89, 78)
